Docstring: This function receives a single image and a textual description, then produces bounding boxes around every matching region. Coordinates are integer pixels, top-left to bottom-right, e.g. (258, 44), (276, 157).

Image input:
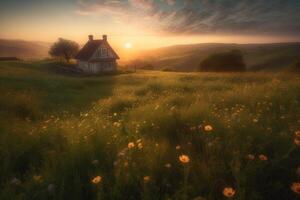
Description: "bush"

(288, 59), (300, 72)
(199, 50), (246, 72)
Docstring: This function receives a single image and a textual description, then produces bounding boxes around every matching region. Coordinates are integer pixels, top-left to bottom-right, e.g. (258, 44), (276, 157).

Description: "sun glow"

(124, 42), (133, 49)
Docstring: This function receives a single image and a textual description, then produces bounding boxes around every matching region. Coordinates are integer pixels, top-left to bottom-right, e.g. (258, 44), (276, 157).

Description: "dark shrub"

(199, 50), (246, 72)
(289, 59), (300, 72)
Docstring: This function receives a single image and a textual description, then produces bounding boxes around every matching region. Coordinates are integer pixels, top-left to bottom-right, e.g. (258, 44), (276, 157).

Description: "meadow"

(0, 61), (300, 200)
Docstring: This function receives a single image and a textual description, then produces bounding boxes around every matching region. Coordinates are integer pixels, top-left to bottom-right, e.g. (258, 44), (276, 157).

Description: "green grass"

(0, 61), (300, 200)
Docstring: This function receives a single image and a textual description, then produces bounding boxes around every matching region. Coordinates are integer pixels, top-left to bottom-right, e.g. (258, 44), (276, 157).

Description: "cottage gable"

(75, 35), (119, 62)
(90, 43), (116, 60)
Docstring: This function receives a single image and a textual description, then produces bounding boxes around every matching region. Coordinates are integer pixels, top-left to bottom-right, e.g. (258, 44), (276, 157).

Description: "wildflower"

(143, 176), (151, 183)
(138, 142), (143, 149)
(179, 155), (190, 164)
(190, 126), (197, 131)
(246, 154), (255, 160)
(259, 154), (268, 161)
(204, 125), (213, 132)
(222, 187), (236, 198)
(291, 182), (300, 194)
(113, 122), (121, 127)
(165, 163), (172, 168)
(128, 142), (135, 149)
(10, 177), (21, 186)
(91, 176), (102, 184)
(114, 112), (117, 116)
(295, 131), (300, 137)
(294, 138), (300, 146)
(176, 145), (181, 150)
(91, 159), (99, 165)
(136, 139), (142, 143)
(33, 175), (42, 182)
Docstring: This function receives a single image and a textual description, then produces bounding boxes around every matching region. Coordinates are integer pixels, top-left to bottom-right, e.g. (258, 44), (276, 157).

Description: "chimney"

(88, 35), (93, 41)
(103, 35), (107, 41)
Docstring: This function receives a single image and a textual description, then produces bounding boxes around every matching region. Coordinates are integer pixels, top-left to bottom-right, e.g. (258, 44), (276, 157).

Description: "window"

(100, 47), (108, 57)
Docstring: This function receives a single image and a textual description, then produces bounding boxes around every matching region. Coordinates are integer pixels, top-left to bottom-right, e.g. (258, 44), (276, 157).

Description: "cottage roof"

(75, 40), (120, 61)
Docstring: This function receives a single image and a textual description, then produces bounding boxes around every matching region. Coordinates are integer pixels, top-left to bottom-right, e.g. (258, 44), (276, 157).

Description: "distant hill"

(134, 43), (300, 71)
(0, 39), (50, 59)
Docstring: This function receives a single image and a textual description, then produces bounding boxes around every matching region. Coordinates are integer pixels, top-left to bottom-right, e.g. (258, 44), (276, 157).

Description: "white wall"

(77, 60), (117, 74)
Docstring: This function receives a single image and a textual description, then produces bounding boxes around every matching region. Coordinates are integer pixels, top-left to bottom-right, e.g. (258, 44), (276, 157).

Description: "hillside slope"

(137, 43), (300, 71)
(0, 39), (50, 59)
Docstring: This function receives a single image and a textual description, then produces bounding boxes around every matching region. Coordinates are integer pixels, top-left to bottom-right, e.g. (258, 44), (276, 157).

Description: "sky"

(1, 0), (300, 53)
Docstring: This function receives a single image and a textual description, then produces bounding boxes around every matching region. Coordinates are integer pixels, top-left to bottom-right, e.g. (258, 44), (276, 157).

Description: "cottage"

(75, 35), (119, 73)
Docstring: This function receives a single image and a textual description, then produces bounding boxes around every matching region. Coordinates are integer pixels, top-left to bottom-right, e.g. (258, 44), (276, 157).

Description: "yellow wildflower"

(246, 154), (255, 160)
(143, 176), (151, 183)
(179, 155), (190, 164)
(259, 154), (268, 161)
(165, 163), (172, 168)
(91, 176), (102, 184)
(138, 142), (143, 149)
(291, 182), (300, 194)
(136, 139), (142, 143)
(223, 187), (236, 198)
(190, 126), (197, 131)
(33, 175), (42, 182)
(204, 125), (213, 132)
(128, 142), (135, 149)
(294, 138), (300, 146)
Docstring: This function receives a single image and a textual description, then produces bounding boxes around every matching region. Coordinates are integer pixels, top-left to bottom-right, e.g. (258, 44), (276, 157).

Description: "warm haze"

(1, 0), (300, 60)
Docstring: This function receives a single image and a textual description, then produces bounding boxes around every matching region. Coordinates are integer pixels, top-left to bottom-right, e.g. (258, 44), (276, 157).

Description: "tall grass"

(0, 61), (300, 199)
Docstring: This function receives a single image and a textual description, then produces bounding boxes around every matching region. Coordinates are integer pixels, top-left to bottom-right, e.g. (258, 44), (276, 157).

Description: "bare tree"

(49, 38), (79, 63)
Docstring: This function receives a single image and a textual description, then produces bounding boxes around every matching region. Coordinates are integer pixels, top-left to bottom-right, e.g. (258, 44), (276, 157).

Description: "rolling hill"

(0, 39), (50, 59)
(135, 43), (300, 71)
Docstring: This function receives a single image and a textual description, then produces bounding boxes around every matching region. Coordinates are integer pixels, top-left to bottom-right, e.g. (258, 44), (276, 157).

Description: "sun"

(124, 42), (133, 49)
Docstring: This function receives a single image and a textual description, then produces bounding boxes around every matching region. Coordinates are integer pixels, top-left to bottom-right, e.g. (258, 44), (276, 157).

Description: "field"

(0, 61), (300, 200)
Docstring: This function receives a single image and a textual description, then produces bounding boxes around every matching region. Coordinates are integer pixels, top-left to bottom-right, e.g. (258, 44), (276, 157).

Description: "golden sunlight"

(124, 42), (133, 49)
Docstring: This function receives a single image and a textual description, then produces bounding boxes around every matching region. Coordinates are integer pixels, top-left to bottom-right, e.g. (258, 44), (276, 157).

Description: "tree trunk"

(64, 52), (70, 63)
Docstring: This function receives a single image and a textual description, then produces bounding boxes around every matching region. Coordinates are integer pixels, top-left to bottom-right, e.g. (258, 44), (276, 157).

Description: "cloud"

(76, 0), (300, 36)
